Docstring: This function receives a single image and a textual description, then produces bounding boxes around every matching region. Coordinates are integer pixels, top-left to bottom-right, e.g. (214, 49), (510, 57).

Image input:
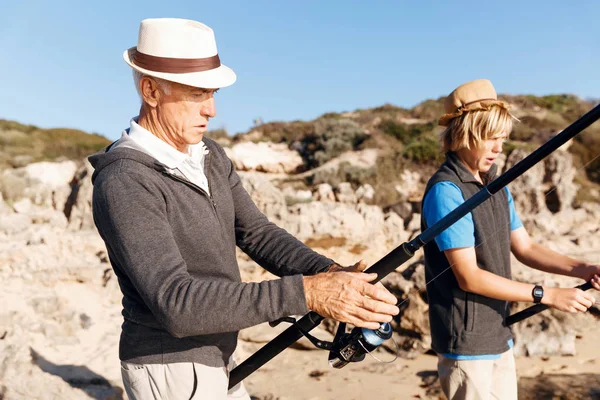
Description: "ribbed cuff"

(279, 274), (309, 316)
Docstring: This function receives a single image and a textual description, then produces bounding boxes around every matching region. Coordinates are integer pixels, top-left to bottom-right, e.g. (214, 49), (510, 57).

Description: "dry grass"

(0, 119), (110, 168)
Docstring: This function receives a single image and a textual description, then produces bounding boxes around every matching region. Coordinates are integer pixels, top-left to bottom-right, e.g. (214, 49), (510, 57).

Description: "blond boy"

(421, 79), (600, 400)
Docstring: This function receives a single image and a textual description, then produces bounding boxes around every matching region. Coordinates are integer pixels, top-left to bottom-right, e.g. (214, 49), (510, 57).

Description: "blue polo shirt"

(422, 181), (522, 360)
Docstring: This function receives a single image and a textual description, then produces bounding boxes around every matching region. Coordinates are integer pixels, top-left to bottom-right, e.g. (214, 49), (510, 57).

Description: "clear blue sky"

(1, 0), (598, 140)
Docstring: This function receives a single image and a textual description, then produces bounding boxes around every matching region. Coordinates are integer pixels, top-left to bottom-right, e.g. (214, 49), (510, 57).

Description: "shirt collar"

(127, 117), (208, 169)
(446, 151), (497, 185)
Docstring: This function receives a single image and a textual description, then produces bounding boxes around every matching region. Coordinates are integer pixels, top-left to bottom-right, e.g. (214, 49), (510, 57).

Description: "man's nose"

(202, 97), (216, 118)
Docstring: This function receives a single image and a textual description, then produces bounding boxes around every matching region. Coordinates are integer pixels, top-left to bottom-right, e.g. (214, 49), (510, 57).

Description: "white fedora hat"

(123, 18), (236, 89)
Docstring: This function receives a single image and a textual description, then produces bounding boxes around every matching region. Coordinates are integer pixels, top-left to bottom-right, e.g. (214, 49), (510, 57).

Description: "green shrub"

(510, 116), (541, 142)
(505, 94), (590, 123)
(378, 120), (436, 144)
(250, 121), (315, 144)
(298, 119), (367, 169)
(510, 115), (568, 143)
(378, 120), (411, 143)
(0, 119), (38, 134)
(410, 98), (445, 120)
(372, 104), (407, 114)
(319, 112), (343, 120)
(403, 135), (443, 164)
(0, 122), (111, 167)
(526, 94), (580, 113)
(40, 129), (110, 159)
(309, 161), (376, 188)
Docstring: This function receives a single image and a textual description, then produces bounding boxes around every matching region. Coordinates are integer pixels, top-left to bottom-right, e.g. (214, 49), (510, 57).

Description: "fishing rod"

(229, 103), (600, 389)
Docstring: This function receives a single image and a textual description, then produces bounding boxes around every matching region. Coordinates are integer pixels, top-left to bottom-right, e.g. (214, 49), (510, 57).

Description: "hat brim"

(123, 47), (236, 89)
(438, 100), (510, 126)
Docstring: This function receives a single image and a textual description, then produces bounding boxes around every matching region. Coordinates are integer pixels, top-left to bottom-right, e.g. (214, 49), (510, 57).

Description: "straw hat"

(438, 79), (510, 126)
(123, 18), (236, 89)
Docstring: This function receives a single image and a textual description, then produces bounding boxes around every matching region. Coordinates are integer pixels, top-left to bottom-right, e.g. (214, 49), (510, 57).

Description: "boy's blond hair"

(440, 105), (517, 153)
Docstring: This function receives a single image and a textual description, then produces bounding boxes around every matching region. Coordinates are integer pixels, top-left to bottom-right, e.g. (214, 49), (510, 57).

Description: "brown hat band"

(457, 98), (498, 111)
(132, 50), (221, 73)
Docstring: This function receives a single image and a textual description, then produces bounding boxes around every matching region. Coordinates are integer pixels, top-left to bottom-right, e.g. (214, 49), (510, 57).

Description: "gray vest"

(421, 152), (513, 355)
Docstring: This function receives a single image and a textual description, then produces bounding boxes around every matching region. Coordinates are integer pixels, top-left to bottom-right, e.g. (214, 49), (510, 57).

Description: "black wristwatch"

(532, 285), (544, 304)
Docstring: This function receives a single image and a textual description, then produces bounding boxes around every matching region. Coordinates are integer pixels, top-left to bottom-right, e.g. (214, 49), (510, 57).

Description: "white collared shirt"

(127, 118), (211, 195)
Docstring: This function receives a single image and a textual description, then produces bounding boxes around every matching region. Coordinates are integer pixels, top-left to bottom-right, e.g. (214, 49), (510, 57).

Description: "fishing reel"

(328, 321), (394, 368)
(270, 317), (394, 369)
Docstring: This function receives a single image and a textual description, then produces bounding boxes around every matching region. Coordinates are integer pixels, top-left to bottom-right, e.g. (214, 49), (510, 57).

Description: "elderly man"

(89, 18), (399, 399)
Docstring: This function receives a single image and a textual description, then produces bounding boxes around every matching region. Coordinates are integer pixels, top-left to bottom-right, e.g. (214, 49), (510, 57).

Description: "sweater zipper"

(205, 153), (222, 227)
(204, 153), (227, 241)
(206, 152), (216, 211)
(160, 154), (226, 239)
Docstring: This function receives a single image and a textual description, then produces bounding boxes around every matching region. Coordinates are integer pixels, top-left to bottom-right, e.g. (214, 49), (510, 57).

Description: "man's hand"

(542, 287), (597, 313)
(303, 269), (399, 330)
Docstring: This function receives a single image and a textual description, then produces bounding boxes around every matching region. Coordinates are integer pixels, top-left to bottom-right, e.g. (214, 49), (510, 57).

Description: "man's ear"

(140, 76), (162, 107)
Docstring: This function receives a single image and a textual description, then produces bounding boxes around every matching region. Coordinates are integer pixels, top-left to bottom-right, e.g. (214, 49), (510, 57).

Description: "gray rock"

(80, 313), (93, 329)
(239, 172), (288, 223)
(511, 306), (587, 357)
(406, 213), (421, 233)
(506, 147), (578, 218)
(506, 148), (547, 216)
(0, 198), (12, 216)
(355, 184), (375, 204)
(0, 213), (32, 234)
(12, 198), (32, 214)
(335, 182), (357, 204)
(545, 150), (578, 213)
(66, 161), (95, 231)
(389, 201), (413, 223)
(313, 183), (335, 202)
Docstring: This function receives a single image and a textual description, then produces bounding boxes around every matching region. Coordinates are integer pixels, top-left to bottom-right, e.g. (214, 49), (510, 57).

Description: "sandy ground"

(241, 322), (600, 400)
(4, 237), (598, 399)
(9, 272), (598, 399)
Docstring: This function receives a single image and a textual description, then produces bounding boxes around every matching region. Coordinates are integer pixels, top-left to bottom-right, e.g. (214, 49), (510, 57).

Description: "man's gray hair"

(133, 70), (172, 102)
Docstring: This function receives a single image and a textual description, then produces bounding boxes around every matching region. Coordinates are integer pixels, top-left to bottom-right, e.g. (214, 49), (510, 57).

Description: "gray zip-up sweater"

(421, 152), (513, 356)
(89, 134), (334, 367)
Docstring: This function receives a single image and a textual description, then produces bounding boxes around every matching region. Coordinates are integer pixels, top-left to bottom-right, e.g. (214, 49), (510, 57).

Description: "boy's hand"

(543, 287), (596, 313)
(576, 265), (600, 291)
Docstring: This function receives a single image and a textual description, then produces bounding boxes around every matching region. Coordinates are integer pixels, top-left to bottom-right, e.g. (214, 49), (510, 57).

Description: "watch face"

(534, 288), (543, 297)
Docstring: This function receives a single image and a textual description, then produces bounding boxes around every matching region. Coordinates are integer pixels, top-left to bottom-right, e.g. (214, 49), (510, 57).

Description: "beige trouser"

(121, 358), (250, 400)
(437, 348), (518, 400)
